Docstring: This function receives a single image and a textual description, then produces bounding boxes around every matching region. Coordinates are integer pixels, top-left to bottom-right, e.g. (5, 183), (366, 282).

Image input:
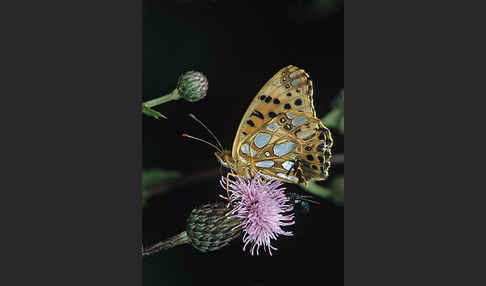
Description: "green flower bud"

(186, 202), (242, 252)
(176, 71), (209, 102)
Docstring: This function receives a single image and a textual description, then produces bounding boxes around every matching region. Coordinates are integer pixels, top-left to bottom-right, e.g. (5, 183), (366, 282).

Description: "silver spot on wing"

(260, 172), (275, 181)
(297, 129), (315, 141)
(273, 141), (296, 156)
(282, 161), (295, 171)
(255, 160), (275, 168)
(265, 151), (270, 157)
(286, 113), (297, 119)
(266, 122), (279, 131)
(292, 117), (308, 126)
(241, 143), (249, 155)
(254, 133), (271, 148)
(277, 173), (299, 183)
(291, 78), (302, 86)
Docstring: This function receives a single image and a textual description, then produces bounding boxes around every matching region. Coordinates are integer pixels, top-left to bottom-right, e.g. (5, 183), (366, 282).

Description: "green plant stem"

(142, 231), (189, 257)
(144, 89), (180, 108)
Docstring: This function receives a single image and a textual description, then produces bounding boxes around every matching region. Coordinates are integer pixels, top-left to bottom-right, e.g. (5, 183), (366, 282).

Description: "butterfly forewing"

(231, 65), (315, 158)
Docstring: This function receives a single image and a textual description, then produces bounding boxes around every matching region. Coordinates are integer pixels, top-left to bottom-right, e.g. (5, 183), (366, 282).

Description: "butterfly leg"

(225, 171), (236, 200)
(248, 167), (266, 185)
(226, 171), (247, 204)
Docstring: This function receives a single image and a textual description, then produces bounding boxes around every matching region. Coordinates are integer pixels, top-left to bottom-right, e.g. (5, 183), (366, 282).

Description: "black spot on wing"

(250, 110), (264, 120)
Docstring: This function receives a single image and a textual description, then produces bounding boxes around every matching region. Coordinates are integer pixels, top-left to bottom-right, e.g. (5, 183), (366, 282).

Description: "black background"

(143, 1), (343, 285)
(4, 1), (481, 286)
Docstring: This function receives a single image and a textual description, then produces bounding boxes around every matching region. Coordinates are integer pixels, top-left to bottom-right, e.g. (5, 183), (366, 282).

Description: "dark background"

(4, 1), (477, 285)
(142, 1), (343, 285)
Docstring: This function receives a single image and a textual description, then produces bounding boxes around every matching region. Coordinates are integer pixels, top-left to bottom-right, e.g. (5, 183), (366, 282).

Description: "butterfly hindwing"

(235, 111), (333, 185)
(295, 120), (333, 182)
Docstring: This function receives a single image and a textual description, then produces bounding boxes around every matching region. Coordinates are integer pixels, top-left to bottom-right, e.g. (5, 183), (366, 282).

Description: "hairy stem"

(144, 89), (180, 108)
(142, 231), (189, 257)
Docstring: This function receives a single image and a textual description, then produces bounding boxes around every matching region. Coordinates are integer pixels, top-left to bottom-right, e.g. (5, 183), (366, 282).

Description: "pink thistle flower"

(220, 175), (295, 256)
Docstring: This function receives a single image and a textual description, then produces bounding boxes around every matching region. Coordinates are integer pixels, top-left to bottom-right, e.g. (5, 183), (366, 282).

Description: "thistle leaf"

(142, 104), (167, 119)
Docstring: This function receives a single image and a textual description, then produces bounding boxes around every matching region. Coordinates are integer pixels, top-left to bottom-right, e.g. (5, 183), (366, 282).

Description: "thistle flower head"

(186, 202), (242, 252)
(176, 71), (208, 102)
(220, 175), (295, 255)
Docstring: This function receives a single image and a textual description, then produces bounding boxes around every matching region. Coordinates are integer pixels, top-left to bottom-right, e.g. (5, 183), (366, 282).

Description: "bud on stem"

(142, 202), (242, 257)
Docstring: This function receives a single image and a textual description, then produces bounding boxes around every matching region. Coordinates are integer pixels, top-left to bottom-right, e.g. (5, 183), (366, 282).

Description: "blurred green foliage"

(329, 174), (344, 202)
(142, 169), (181, 207)
(321, 89), (344, 134)
(303, 181), (333, 198)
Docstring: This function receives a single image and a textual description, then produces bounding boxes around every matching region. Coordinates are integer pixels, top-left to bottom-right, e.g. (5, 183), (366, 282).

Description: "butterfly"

(184, 65), (333, 186)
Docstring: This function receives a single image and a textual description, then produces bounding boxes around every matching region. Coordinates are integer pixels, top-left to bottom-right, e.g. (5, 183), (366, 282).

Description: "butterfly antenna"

(188, 113), (224, 151)
(182, 133), (223, 153)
